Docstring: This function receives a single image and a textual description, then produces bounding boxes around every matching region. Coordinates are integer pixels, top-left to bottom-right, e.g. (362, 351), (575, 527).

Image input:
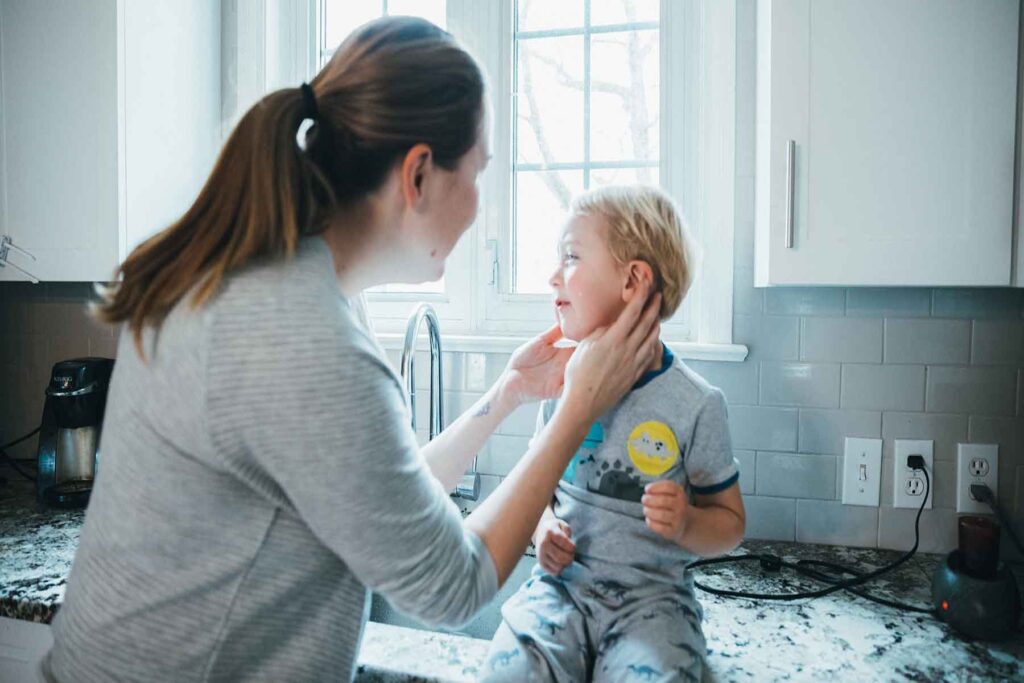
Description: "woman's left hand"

(642, 480), (689, 543)
(500, 324), (575, 407)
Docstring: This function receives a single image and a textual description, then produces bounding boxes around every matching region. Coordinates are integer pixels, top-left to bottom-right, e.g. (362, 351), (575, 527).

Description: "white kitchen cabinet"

(0, 0), (219, 282)
(755, 0), (1020, 287)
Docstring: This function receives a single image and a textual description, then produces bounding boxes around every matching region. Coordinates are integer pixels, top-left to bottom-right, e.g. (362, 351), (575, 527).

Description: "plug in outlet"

(956, 444), (998, 513)
(893, 439), (934, 509)
(841, 437), (882, 506)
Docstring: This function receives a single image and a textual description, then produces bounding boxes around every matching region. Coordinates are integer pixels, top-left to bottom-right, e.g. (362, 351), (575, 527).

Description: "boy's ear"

(622, 260), (654, 303)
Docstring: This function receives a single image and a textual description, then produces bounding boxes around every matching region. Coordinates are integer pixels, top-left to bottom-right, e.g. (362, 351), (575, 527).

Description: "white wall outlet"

(841, 437), (882, 506)
(893, 439), (934, 509)
(956, 444), (999, 513)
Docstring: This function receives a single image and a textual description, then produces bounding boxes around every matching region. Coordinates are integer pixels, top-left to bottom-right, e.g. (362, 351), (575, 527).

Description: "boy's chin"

(558, 316), (597, 343)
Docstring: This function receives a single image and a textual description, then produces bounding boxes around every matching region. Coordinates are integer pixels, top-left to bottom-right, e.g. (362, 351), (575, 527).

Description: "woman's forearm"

(420, 377), (518, 492)
(464, 402), (589, 584)
(677, 504), (745, 557)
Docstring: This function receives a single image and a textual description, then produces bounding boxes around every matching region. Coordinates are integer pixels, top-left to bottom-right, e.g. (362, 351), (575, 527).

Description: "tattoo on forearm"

(473, 401), (491, 417)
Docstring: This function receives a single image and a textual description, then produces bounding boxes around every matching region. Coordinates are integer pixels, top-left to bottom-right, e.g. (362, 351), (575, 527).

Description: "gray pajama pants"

(481, 482), (710, 682)
(482, 565), (705, 683)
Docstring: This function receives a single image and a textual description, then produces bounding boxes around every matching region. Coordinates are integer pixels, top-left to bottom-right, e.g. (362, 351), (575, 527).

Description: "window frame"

(278, 0), (745, 360)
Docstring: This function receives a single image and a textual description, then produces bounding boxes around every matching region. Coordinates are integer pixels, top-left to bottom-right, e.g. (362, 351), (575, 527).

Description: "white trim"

(375, 332), (748, 361)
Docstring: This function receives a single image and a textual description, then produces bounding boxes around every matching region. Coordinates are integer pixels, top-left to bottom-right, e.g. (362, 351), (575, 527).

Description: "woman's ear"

(400, 143), (434, 211)
(622, 260), (654, 303)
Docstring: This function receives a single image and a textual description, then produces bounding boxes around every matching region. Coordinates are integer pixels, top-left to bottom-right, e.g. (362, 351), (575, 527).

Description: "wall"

(2, 0), (1022, 559)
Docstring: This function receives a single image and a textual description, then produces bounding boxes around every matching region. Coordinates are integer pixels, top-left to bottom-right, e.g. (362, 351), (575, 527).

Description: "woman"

(43, 17), (660, 682)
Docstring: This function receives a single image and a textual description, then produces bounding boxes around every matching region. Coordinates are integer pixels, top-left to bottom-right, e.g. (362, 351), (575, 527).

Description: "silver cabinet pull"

(785, 140), (795, 249)
(0, 235), (40, 283)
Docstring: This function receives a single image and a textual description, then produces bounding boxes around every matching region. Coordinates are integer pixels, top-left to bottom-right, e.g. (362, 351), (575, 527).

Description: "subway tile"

(971, 321), (1024, 366)
(798, 409), (881, 455)
(841, 364), (925, 411)
(765, 288), (846, 316)
(88, 334), (118, 358)
(0, 301), (27, 331)
(685, 359), (759, 405)
(476, 435), (531, 476)
(734, 450), (756, 495)
(497, 401), (541, 437)
(464, 353), (489, 392)
(729, 405), (798, 452)
(881, 412), (967, 462)
(1018, 370), (1023, 416)
(879, 456), (956, 508)
(732, 267), (762, 315)
(884, 319), (970, 364)
(926, 366), (1017, 416)
(967, 416), (1024, 508)
(756, 452), (836, 500)
(741, 496), (796, 541)
(452, 474), (503, 516)
(1016, 466), (1023, 516)
(47, 335), (89, 367)
(932, 289), (1024, 319)
(795, 499), (878, 548)
(800, 317), (882, 363)
(845, 288), (931, 318)
(732, 315), (799, 360)
(760, 362), (840, 408)
(877, 507), (958, 555)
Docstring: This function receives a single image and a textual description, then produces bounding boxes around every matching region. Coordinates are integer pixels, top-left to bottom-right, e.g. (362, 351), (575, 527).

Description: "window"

(309, 0), (742, 359)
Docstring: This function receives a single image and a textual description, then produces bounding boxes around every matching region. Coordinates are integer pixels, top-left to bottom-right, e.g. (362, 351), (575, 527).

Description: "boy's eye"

(564, 253), (578, 263)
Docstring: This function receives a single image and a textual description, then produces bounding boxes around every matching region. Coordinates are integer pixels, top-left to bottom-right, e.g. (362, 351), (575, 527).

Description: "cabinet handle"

(785, 140), (795, 249)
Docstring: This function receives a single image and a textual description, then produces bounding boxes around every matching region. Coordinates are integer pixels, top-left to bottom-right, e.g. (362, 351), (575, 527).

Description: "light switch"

(842, 437), (882, 507)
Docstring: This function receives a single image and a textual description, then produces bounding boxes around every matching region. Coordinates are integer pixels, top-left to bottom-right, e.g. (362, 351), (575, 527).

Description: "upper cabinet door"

(0, 0), (219, 282)
(0, 0), (120, 282)
(755, 0), (1020, 287)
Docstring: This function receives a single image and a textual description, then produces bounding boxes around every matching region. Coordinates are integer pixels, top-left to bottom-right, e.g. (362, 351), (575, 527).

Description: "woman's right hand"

(534, 516), (576, 575)
(562, 284), (662, 423)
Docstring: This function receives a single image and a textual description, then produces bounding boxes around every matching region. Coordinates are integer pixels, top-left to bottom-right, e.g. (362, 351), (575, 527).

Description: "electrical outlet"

(841, 437), (882, 506)
(893, 439), (934, 509)
(956, 444), (999, 513)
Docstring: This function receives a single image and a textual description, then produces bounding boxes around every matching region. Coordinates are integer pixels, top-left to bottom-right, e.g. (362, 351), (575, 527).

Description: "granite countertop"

(2, 464), (1022, 682)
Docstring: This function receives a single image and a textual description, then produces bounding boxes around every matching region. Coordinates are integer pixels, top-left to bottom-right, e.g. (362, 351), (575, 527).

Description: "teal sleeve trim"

(690, 472), (739, 495)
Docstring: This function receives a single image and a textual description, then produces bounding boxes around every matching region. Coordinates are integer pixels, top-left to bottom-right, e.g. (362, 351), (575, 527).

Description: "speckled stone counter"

(3, 464), (1022, 682)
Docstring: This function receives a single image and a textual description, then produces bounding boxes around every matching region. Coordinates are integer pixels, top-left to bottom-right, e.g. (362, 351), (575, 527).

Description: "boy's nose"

(548, 265), (562, 289)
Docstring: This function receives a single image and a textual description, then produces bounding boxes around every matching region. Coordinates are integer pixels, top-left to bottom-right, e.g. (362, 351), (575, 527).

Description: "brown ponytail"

(97, 16), (484, 355)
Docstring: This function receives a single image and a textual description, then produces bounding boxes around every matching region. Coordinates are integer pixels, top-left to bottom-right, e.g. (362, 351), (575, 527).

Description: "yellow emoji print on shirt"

(627, 421), (680, 476)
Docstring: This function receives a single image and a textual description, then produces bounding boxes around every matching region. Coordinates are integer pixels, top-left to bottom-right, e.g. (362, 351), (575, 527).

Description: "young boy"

(483, 185), (745, 683)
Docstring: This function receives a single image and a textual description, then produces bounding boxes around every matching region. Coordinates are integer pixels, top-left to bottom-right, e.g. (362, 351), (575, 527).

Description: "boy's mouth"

(554, 299), (570, 310)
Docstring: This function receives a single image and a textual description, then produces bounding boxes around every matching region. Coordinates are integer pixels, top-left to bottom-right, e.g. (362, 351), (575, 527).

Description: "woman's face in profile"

(399, 110), (491, 284)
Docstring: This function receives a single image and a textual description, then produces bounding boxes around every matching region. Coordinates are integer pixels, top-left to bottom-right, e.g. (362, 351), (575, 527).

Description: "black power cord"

(687, 454), (934, 615)
(0, 426), (41, 483)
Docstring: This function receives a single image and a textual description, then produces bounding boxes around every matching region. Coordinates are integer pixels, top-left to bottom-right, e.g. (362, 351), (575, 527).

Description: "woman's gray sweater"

(42, 238), (497, 682)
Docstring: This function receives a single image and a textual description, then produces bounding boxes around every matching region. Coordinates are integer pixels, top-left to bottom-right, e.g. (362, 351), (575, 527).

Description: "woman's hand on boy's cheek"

(642, 480), (688, 543)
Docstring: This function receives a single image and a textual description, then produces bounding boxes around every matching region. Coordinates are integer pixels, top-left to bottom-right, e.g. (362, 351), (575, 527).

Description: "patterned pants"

(480, 569), (705, 683)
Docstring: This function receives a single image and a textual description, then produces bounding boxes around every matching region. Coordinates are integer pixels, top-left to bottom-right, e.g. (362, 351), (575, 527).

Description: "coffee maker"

(35, 358), (115, 508)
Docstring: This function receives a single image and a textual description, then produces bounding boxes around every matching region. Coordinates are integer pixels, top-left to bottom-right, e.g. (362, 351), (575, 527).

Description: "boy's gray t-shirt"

(533, 344), (739, 585)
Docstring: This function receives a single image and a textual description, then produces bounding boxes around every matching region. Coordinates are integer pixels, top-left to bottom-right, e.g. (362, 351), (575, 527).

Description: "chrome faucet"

(400, 303), (480, 500)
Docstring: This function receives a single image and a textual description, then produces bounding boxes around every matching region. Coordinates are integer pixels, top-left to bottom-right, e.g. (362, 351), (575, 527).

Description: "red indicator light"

(941, 600), (949, 611)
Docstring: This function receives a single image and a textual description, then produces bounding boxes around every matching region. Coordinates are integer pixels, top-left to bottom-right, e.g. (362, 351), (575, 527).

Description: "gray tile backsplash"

(2, 0), (1022, 565)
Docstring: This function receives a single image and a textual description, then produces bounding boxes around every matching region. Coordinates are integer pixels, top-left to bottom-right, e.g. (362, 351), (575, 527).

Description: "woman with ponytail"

(43, 17), (661, 682)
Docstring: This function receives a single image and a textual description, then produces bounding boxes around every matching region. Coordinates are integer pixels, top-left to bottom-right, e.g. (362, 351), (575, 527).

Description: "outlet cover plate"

(842, 437), (882, 506)
(956, 444), (999, 513)
(893, 439), (934, 509)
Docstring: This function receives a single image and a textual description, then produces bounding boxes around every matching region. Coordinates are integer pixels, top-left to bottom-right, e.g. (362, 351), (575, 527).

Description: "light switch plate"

(842, 437), (882, 506)
(893, 439), (934, 509)
(956, 443), (999, 513)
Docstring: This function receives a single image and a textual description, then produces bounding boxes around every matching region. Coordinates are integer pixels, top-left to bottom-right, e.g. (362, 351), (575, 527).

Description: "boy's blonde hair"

(571, 185), (695, 320)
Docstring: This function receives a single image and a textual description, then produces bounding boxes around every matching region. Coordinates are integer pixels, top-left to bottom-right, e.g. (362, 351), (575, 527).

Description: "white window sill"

(374, 332), (748, 362)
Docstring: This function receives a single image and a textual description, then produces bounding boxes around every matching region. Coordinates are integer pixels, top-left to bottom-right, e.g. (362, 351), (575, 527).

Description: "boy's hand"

(642, 480), (689, 543)
(534, 517), (576, 575)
